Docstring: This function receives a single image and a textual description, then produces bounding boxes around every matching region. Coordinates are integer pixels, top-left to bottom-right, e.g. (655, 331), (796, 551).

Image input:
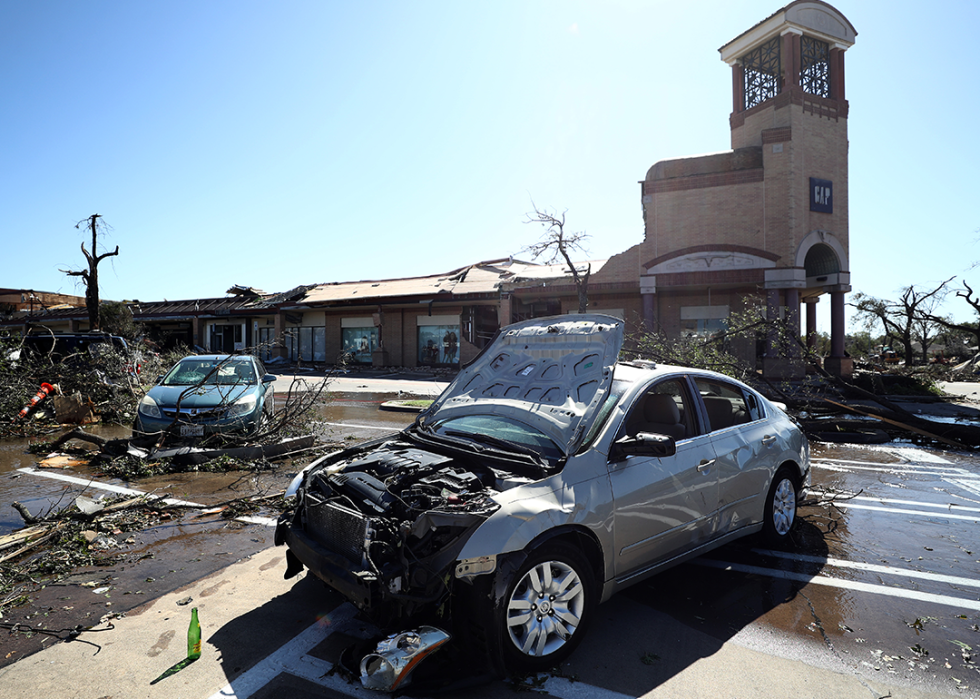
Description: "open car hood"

(418, 314), (624, 457)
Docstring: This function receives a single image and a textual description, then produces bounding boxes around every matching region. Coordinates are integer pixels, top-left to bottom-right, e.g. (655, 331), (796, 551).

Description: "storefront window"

(258, 327), (276, 361)
(293, 327), (327, 362)
(342, 327), (378, 364)
(681, 318), (726, 339)
(418, 325), (460, 366)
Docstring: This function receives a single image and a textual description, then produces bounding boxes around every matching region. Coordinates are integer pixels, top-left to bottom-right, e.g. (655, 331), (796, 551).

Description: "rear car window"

(694, 378), (759, 431)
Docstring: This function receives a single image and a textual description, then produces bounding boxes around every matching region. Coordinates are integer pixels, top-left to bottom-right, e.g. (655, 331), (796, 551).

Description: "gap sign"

(810, 177), (833, 213)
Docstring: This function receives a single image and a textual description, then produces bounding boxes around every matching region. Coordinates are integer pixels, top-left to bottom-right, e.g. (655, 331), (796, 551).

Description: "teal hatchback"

(134, 354), (276, 440)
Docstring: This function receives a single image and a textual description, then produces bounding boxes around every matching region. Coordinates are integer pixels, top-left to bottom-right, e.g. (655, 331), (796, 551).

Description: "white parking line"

(15, 467), (201, 507)
(208, 603), (361, 699)
(207, 602), (634, 699)
(235, 515), (278, 527)
(811, 460), (978, 478)
(948, 478), (980, 498)
(694, 558), (980, 611)
(16, 468), (281, 526)
(813, 458), (964, 472)
(884, 447), (952, 464)
(850, 495), (980, 514)
(753, 549), (980, 588)
(828, 501), (980, 522)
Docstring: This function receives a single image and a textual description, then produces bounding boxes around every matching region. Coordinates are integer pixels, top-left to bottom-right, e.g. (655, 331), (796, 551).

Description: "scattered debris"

(359, 626), (451, 692)
(15, 383), (56, 421)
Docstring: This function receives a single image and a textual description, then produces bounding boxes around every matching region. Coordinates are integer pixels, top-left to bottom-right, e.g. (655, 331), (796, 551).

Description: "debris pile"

(1, 494), (184, 617)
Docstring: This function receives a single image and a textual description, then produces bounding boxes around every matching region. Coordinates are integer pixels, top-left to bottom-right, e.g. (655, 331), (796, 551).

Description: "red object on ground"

(16, 383), (55, 421)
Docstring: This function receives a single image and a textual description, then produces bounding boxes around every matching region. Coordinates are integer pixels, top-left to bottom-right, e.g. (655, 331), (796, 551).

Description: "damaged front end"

(275, 438), (501, 622)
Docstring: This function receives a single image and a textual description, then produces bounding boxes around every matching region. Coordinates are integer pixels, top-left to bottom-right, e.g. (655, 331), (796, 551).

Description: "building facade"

(633, 0), (857, 377)
(2, 3), (857, 378)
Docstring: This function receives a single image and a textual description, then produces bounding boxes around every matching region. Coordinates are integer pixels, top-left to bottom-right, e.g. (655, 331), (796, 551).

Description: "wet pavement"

(622, 441), (980, 695)
(0, 391), (418, 668)
(1, 384), (978, 695)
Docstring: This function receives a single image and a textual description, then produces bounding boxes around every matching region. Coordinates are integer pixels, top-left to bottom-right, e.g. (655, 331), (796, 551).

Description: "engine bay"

(294, 443), (504, 611)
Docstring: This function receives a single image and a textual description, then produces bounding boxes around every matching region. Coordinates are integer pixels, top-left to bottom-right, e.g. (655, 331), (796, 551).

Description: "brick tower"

(637, 1), (857, 378)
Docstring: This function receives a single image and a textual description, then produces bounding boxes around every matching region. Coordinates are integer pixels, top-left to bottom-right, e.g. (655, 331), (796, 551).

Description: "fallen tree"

(625, 307), (980, 450)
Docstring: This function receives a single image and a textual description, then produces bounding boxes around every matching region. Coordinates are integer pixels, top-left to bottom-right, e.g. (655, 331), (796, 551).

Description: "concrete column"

(499, 293), (512, 328)
(785, 288), (800, 357)
(825, 289), (853, 378)
(273, 312), (287, 360)
(805, 298), (819, 350)
(830, 47), (845, 101)
(830, 291), (846, 358)
(642, 293), (657, 332)
(763, 287), (805, 380)
(732, 63), (744, 113)
(781, 32), (800, 90)
(765, 289), (780, 356)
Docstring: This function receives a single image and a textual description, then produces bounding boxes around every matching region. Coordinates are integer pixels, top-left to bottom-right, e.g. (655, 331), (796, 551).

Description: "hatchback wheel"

(763, 466), (798, 545)
(498, 542), (595, 672)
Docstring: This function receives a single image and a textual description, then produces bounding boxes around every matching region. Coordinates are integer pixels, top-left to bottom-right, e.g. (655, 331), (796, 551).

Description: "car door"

(607, 376), (719, 579)
(692, 377), (778, 535)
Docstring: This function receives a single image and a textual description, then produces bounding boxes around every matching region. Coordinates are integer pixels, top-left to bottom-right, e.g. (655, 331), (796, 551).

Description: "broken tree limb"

(0, 524), (52, 553)
(0, 523), (65, 564)
(823, 398), (968, 450)
(11, 502), (41, 525)
(48, 426), (108, 451)
(149, 435), (317, 466)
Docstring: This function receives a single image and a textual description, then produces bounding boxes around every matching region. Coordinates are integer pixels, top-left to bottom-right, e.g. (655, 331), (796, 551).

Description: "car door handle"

(761, 435), (777, 446)
(697, 459), (715, 472)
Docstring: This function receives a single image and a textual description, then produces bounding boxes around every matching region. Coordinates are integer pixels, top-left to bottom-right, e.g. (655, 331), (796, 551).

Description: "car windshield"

(162, 359), (256, 386)
(430, 414), (563, 462)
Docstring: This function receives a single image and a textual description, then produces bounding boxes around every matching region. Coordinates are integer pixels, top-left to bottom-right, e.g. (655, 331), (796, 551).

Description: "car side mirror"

(155, 375), (164, 385)
(262, 374), (276, 384)
(613, 432), (677, 459)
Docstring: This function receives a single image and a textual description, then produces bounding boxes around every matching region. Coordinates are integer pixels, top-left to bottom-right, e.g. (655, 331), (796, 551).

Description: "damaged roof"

(300, 257), (607, 306)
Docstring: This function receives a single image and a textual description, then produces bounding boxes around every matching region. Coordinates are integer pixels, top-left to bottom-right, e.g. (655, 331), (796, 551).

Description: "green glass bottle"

(187, 607), (202, 659)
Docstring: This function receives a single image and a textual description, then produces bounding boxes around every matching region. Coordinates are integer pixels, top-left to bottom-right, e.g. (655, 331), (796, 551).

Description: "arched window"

(804, 243), (840, 277)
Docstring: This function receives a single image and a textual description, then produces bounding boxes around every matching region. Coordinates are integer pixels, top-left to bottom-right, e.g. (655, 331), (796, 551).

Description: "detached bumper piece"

(360, 626), (451, 692)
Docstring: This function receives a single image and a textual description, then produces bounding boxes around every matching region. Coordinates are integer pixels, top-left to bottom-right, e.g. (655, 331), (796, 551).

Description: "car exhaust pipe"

(359, 625), (451, 692)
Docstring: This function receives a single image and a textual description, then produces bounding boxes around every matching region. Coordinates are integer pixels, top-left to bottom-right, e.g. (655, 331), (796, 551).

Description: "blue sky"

(2, 1), (978, 330)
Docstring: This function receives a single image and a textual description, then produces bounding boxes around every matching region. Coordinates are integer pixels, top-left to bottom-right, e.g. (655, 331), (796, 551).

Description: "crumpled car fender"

(456, 472), (613, 572)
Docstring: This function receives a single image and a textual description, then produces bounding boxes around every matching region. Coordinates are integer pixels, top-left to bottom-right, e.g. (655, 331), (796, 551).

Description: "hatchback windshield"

(162, 359), (256, 386)
(431, 414), (563, 462)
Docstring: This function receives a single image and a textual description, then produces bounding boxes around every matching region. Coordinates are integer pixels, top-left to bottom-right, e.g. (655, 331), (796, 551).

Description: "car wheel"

(498, 542), (595, 673)
(762, 466), (799, 546)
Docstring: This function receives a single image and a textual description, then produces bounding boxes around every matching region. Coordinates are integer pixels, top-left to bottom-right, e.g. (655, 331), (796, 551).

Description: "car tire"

(496, 541), (595, 673)
(762, 466), (799, 546)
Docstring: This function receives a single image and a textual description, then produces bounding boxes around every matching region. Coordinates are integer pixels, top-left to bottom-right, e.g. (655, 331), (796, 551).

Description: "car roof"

(611, 361), (759, 393)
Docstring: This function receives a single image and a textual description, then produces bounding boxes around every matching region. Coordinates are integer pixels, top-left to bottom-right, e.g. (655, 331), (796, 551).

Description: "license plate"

(180, 425), (204, 437)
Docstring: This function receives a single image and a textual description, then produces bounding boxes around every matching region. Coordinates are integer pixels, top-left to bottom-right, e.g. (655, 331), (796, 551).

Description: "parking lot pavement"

(2, 392), (975, 697)
(941, 380), (980, 401)
(0, 542), (956, 699)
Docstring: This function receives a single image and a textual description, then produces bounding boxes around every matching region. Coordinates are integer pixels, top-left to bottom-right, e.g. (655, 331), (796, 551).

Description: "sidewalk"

(0, 546), (315, 699)
(270, 367), (451, 397)
(0, 544), (955, 699)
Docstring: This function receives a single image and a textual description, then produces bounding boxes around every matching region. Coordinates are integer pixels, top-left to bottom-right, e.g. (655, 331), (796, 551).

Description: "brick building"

(589, 0), (857, 378)
(3, 3), (858, 378)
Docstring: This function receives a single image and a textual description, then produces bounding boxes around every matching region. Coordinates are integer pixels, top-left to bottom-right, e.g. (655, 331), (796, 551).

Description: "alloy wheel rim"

(772, 478), (796, 536)
(506, 560), (584, 657)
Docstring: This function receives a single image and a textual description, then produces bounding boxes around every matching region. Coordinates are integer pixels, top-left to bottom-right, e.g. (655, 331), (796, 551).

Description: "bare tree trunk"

(62, 214), (119, 332)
